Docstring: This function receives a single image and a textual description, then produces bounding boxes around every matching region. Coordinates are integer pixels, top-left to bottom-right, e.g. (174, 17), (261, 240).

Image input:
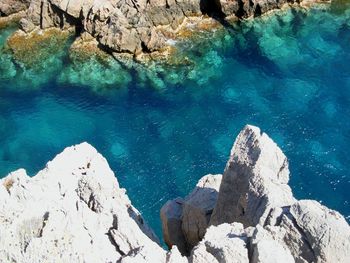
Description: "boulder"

(160, 197), (187, 254)
(182, 174), (222, 249)
(161, 174), (222, 254)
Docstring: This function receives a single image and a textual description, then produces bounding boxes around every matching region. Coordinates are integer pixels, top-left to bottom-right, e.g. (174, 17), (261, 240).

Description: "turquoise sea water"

(1, 2), (350, 239)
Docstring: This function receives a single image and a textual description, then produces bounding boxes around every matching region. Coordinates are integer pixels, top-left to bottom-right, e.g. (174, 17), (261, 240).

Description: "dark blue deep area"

(0, 3), (350, 238)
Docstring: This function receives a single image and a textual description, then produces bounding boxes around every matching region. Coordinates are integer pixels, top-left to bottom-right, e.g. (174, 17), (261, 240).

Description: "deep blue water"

(1, 3), (350, 239)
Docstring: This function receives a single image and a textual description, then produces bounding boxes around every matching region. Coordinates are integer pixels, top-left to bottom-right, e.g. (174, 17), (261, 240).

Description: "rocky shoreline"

(1, 125), (349, 262)
(1, 0), (330, 60)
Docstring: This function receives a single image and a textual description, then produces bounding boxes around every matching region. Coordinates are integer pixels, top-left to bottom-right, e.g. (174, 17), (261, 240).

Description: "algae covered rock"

(3, 0), (324, 56)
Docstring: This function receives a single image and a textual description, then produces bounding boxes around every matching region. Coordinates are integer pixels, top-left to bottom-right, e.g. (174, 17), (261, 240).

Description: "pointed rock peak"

(210, 125), (294, 227)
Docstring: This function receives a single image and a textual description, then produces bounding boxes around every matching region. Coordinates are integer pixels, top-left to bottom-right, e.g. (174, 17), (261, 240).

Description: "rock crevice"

(2, 0), (326, 56)
(161, 125), (350, 262)
(0, 125), (349, 262)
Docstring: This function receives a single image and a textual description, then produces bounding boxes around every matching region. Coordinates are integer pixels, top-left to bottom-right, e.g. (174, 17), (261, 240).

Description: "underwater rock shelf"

(1, 125), (349, 262)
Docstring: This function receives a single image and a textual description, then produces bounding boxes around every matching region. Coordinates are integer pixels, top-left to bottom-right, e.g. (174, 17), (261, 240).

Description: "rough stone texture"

(161, 174), (222, 254)
(289, 200), (350, 262)
(250, 225), (295, 263)
(0, 0), (30, 16)
(166, 246), (189, 263)
(5, 0), (318, 55)
(0, 143), (166, 263)
(186, 125), (350, 262)
(265, 209), (317, 262)
(160, 197), (187, 254)
(210, 125), (295, 227)
(182, 174), (222, 249)
(1, 125), (350, 262)
(190, 223), (250, 263)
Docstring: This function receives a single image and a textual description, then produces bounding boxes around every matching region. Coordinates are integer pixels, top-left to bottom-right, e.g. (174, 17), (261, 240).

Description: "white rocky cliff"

(0, 143), (179, 262)
(161, 125), (350, 262)
(1, 125), (350, 262)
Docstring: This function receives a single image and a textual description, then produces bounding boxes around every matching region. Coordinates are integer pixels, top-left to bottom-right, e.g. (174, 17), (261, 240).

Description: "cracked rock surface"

(0, 143), (175, 262)
(0, 0), (30, 16)
(162, 125), (350, 262)
(3, 0), (317, 55)
(1, 125), (349, 262)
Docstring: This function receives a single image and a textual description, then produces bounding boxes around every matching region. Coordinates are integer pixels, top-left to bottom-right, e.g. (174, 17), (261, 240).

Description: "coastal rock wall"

(1, 125), (349, 262)
(8, 0), (307, 55)
(161, 125), (350, 262)
(0, 143), (182, 263)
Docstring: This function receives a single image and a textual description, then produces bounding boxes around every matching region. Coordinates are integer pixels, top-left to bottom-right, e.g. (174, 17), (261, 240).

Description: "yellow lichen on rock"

(6, 28), (72, 68)
(0, 11), (25, 30)
(69, 33), (109, 64)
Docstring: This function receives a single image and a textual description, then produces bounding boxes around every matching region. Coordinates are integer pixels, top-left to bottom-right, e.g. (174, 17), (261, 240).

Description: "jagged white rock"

(0, 143), (166, 263)
(163, 125), (350, 262)
(250, 225), (295, 263)
(190, 223), (250, 263)
(210, 125), (295, 227)
(1, 125), (350, 263)
(289, 200), (350, 262)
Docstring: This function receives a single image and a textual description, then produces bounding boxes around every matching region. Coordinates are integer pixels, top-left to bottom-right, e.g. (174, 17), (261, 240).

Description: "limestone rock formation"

(210, 125), (295, 227)
(0, 143), (166, 262)
(1, 124), (350, 262)
(162, 124), (350, 262)
(190, 223), (250, 263)
(289, 200), (350, 262)
(0, 0), (29, 16)
(250, 225), (295, 263)
(161, 174), (222, 254)
(2, 0), (323, 56)
(182, 174), (223, 249)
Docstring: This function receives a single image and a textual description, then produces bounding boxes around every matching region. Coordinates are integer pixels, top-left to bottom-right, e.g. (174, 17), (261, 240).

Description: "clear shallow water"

(1, 3), (350, 239)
